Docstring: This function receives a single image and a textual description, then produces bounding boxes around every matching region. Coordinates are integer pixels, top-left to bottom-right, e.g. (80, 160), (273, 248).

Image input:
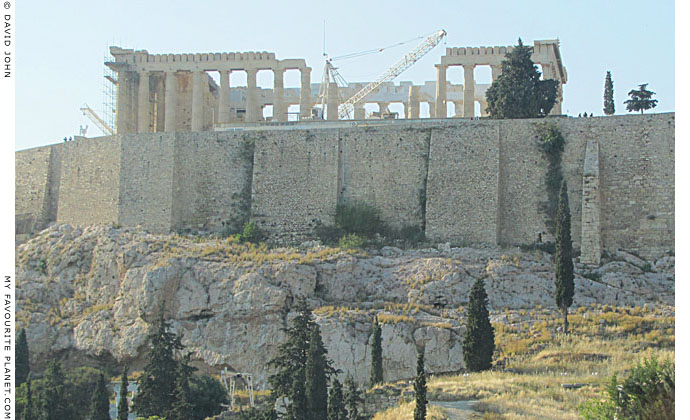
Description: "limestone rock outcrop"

(16, 225), (674, 386)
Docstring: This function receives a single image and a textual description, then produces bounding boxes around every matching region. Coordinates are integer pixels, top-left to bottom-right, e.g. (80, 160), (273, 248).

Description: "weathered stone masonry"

(16, 113), (674, 261)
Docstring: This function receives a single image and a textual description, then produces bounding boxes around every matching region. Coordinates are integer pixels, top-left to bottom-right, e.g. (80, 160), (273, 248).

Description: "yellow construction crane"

(80, 103), (114, 135)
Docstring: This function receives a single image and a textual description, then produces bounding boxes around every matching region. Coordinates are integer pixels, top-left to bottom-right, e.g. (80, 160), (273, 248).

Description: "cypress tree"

(486, 38), (559, 119)
(41, 360), (68, 420)
(16, 328), (30, 387)
(327, 378), (347, 420)
(268, 297), (316, 400)
(343, 376), (363, 420)
(462, 277), (495, 372)
(133, 303), (185, 418)
(603, 71), (615, 115)
(369, 317), (383, 387)
(555, 180), (575, 334)
(117, 366), (129, 420)
(305, 324), (330, 420)
(88, 373), (111, 420)
(288, 367), (308, 420)
(413, 350), (427, 420)
(22, 378), (36, 420)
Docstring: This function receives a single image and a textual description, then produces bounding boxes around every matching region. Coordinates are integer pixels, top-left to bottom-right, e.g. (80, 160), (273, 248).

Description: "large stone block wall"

(338, 126), (430, 229)
(251, 130), (340, 242)
(57, 136), (122, 226)
(16, 114), (675, 259)
(425, 123), (500, 244)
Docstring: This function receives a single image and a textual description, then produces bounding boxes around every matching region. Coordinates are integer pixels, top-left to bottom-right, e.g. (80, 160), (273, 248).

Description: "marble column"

(245, 68), (259, 122)
(299, 67), (312, 120)
(463, 64), (476, 118)
(218, 70), (231, 123)
(435, 65), (447, 118)
(273, 68), (286, 122)
(326, 82), (339, 121)
(407, 86), (420, 119)
(164, 71), (177, 132)
(377, 102), (389, 114)
(490, 64), (502, 82)
(137, 71), (150, 133)
(453, 101), (463, 117)
(116, 71), (136, 133)
(428, 103), (436, 119)
(191, 70), (205, 131)
(354, 104), (366, 120)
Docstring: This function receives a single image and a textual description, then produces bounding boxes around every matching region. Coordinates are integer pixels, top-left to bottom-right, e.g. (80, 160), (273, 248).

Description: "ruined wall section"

(118, 133), (176, 232)
(426, 123), (500, 244)
(339, 127), (429, 230)
(172, 132), (253, 233)
(251, 130), (339, 242)
(57, 136), (122, 226)
(15, 145), (62, 234)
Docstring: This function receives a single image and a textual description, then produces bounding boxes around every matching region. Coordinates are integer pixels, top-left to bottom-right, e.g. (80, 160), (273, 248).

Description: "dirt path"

(429, 400), (480, 420)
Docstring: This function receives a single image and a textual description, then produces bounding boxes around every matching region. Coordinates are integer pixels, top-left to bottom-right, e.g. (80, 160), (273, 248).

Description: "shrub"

(240, 221), (263, 244)
(339, 234), (365, 250)
(389, 225), (426, 245)
(335, 202), (386, 238)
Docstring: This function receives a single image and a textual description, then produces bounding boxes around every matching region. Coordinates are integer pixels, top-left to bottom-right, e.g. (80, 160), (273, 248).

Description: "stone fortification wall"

(425, 123), (500, 244)
(338, 127), (430, 229)
(57, 136), (122, 226)
(251, 130), (340, 242)
(16, 114), (675, 259)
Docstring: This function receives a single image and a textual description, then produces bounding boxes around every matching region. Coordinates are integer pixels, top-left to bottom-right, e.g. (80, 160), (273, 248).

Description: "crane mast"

(337, 29), (446, 119)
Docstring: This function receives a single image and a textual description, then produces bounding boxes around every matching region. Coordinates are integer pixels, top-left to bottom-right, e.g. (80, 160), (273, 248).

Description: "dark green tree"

(22, 378), (37, 420)
(536, 123), (566, 235)
(555, 180), (575, 334)
(117, 366), (129, 420)
(17, 328), (30, 387)
(486, 38), (559, 119)
(288, 367), (308, 420)
(414, 350), (427, 420)
(88, 373), (110, 420)
(41, 360), (69, 420)
(132, 303), (185, 418)
(343, 376), (363, 420)
(305, 324), (331, 420)
(369, 317), (383, 387)
(462, 277), (495, 372)
(167, 352), (196, 420)
(188, 375), (229, 420)
(268, 297), (316, 400)
(603, 71), (615, 115)
(624, 83), (658, 114)
(327, 378), (347, 420)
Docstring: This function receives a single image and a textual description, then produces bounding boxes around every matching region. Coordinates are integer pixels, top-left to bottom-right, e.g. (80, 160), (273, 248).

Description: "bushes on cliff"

(335, 202), (386, 238)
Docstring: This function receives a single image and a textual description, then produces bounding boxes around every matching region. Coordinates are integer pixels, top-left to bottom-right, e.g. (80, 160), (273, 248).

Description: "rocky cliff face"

(16, 225), (674, 386)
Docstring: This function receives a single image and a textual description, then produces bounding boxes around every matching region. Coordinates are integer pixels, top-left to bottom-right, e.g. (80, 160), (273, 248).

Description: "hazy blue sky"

(15, 0), (674, 150)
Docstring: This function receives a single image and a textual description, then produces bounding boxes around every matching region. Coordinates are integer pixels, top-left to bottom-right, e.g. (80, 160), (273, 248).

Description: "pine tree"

(41, 360), (69, 420)
(555, 180), (575, 334)
(603, 71), (615, 115)
(624, 83), (658, 114)
(486, 38), (559, 119)
(17, 329), (30, 387)
(268, 297), (316, 400)
(305, 324), (330, 420)
(462, 277), (495, 372)
(288, 367), (308, 420)
(344, 376), (363, 420)
(369, 317), (383, 387)
(133, 303), (185, 418)
(413, 350), (427, 420)
(89, 373), (111, 420)
(117, 366), (129, 420)
(327, 378), (347, 420)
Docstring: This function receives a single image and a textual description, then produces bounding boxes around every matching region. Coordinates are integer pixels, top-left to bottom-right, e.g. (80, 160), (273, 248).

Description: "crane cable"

(329, 31), (437, 62)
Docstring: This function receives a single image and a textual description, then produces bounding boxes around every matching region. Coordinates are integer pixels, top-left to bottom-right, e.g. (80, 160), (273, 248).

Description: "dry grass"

(376, 305), (674, 420)
(372, 401), (448, 420)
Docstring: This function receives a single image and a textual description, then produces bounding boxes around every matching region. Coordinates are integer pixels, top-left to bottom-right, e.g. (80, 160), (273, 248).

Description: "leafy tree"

(486, 38), (559, 119)
(41, 360), (69, 420)
(268, 298), (316, 400)
(462, 277), (495, 372)
(414, 350), (427, 420)
(603, 71), (615, 115)
(88, 373), (111, 420)
(327, 378), (347, 420)
(17, 328), (30, 387)
(343, 376), (364, 420)
(369, 317), (383, 387)
(555, 180), (574, 334)
(133, 304), (185, 418)
(22, 379), (37, 420)
(624, 83), (658, 114)
(305, 324), (331, 420)
(118, 366), (129, 420)
(188, 375), (229, 420)
(237, 407), (278, 420)
(65, 367), (106, 420)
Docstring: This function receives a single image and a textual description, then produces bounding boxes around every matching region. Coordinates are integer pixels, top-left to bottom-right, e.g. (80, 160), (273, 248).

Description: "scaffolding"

(103, 52), (117, 134)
